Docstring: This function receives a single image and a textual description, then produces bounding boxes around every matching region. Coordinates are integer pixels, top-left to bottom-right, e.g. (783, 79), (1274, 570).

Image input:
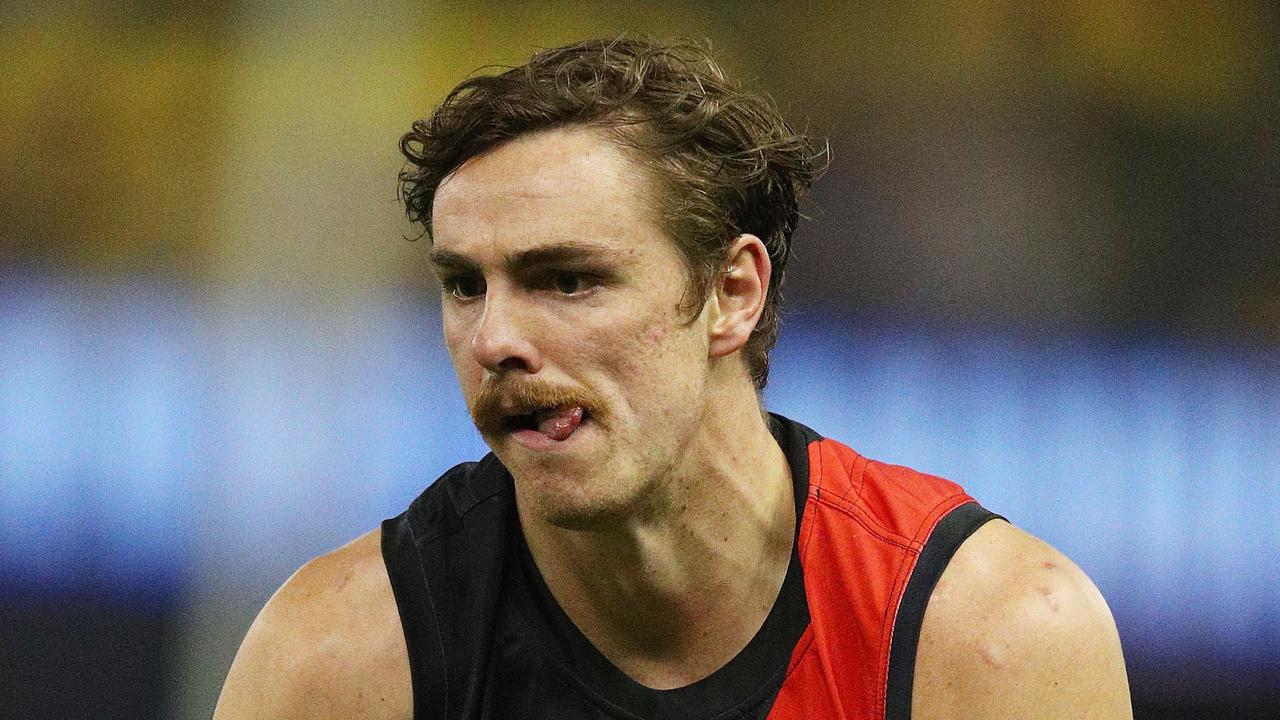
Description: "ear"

(707, 234), (771, 359)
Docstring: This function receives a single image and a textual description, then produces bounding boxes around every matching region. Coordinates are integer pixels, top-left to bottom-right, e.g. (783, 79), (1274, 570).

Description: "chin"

(513, 465), (647, 532)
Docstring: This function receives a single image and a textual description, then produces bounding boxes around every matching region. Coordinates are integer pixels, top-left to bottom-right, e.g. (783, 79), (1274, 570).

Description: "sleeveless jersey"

(382, 414), (999, 719)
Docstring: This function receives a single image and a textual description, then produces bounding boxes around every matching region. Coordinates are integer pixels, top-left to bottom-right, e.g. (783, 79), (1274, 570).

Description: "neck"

(517, 376), (795, 689)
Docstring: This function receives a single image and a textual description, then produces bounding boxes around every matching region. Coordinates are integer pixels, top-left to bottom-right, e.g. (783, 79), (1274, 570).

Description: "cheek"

(595, 313), (707, 402)
(442, 319), (463, 364)
(642, 319), (670, 346)
(442, 318), (480, 396)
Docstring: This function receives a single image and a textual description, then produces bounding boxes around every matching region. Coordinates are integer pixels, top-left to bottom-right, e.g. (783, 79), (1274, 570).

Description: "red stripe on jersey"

(766, 437), (974, 720)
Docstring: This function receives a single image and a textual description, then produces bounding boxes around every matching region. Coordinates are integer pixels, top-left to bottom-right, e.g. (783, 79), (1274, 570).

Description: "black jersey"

(381, 415), (995, 719)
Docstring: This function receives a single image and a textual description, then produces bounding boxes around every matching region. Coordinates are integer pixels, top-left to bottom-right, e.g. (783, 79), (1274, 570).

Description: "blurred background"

(1, 1), (1277, 718)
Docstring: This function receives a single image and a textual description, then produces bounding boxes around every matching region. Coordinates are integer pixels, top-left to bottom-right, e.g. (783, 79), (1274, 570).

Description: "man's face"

(430, 126), (715, 529)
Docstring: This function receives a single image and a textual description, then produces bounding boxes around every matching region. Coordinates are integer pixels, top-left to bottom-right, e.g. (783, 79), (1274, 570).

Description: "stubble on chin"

(515, 449), (681, 533)
(519, 475), (643, 532)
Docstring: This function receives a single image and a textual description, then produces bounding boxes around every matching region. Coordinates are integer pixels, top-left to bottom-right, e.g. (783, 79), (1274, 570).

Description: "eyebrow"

(428, 240), (627, 274)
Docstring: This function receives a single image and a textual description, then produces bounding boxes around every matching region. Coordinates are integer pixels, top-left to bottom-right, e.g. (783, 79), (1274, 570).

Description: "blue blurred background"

(2, 2), (1277, 718)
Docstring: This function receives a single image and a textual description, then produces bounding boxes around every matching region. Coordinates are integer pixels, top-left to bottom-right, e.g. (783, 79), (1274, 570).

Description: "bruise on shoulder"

(912, 521), (1132, 719)
(913, 521), (1074, 696)
(1034, 582), (1061, 613)
(973, 638), (1009, 670)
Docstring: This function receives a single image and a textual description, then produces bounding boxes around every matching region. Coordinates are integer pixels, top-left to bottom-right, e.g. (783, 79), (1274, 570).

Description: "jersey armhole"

(884, 502), (1003, 720)
(381, 515), (448, 720)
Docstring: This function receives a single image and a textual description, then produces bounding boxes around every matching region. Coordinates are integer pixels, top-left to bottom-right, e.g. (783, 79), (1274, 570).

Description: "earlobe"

(707, 235), (770, 359)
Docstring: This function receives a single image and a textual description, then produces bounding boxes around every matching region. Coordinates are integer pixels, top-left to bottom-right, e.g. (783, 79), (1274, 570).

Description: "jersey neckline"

(506, 414), (816, 719)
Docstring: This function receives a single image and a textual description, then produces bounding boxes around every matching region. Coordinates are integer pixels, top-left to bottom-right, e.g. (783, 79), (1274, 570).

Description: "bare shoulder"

(213, 528), (412, 720)
(912, 520), (1132, 719)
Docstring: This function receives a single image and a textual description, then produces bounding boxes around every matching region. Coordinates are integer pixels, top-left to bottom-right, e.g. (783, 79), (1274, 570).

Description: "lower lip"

(509, 418), (588, 451)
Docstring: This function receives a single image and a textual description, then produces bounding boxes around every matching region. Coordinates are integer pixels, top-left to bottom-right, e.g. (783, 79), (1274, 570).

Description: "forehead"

(430, 127), (666, 258)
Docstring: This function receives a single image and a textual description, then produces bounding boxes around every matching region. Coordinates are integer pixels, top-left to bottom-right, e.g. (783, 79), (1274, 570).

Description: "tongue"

(535, 406), (584, 441)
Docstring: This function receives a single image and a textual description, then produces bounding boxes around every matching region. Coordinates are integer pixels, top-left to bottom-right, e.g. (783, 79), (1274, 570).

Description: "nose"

(470, 290), (541, 375)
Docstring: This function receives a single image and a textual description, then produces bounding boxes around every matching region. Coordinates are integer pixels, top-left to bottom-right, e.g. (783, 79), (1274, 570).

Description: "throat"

(522, 506), (797, 690)
(514, 403), (798, 688)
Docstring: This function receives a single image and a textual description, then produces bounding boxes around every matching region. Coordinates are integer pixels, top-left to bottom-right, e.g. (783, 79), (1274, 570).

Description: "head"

(399, 36), (824, 390)
(399, 38), (823, 528)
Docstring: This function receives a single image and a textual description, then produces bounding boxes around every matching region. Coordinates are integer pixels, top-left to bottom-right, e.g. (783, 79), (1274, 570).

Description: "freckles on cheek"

(585, 317), (668, 376)
(632, 318), (700, 374)
(634, 314), (680, 353)
(642, 321), (670, 345)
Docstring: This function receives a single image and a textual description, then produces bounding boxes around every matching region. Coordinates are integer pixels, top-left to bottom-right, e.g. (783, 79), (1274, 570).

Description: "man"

(214, 37), (1131, 719)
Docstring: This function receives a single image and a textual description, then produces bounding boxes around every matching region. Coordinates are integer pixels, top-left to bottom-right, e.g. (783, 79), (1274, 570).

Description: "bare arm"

(213, 529), (413, 720)
(912, 520), (1132, 719)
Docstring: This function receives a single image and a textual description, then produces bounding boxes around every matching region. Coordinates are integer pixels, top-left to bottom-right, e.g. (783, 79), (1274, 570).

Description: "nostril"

(497, 356), (531, 373)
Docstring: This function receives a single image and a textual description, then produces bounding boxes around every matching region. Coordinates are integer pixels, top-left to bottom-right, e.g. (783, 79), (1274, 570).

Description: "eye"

(443, 274), (485, 299)
(553, 272), (583, 294)
(551, 272), (594, 295)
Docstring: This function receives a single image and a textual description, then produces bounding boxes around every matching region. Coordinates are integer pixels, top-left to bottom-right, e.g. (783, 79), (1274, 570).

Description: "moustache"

(470, 379), (608, 438)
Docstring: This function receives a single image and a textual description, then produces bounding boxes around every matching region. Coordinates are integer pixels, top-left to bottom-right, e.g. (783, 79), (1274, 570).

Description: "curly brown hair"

(399, 36), (825, 389)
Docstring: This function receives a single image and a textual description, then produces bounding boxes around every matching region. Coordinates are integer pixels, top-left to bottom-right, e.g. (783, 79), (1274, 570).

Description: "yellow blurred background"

(4, 1), (1275, 330)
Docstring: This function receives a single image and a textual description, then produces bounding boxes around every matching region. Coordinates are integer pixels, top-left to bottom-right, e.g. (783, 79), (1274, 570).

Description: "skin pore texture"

(212, 125), (1132, 720)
